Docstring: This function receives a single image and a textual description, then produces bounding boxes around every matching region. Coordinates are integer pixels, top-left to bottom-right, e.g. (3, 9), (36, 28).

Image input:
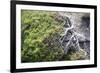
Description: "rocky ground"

(56, 12), (90, 59)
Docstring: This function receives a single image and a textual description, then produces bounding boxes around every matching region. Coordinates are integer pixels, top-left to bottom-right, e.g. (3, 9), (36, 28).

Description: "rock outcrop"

(56, 12), (90, 59)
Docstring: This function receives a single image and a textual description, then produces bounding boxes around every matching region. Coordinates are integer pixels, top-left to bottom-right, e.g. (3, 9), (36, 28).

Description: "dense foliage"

(21, 10), (86, 62)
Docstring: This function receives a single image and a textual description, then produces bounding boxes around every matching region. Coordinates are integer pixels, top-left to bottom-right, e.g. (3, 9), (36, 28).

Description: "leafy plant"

(21, 10), (64, 62)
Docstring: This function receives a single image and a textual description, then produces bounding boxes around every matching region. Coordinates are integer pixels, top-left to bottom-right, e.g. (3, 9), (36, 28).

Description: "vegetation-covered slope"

(21, 10), (87, 62)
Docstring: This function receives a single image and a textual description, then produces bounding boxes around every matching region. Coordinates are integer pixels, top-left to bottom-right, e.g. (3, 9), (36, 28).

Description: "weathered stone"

(57, 12), (90, 59)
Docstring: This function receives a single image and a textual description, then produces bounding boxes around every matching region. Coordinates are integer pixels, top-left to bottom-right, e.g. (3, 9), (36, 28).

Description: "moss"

(63, 48), (87, 60)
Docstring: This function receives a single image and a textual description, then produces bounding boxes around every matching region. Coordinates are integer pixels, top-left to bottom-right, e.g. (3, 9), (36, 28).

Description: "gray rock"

(57, 12), (90, 59)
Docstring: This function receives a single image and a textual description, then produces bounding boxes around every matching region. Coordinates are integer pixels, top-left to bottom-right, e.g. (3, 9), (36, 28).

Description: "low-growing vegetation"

(21, 10), (87, 62)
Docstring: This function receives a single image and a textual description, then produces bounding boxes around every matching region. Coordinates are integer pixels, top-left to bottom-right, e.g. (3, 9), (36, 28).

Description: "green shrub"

(21, 10), (64, 62)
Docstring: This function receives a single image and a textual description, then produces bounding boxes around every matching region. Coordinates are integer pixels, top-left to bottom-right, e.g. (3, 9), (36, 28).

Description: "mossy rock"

(63, 48), (87, 60)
